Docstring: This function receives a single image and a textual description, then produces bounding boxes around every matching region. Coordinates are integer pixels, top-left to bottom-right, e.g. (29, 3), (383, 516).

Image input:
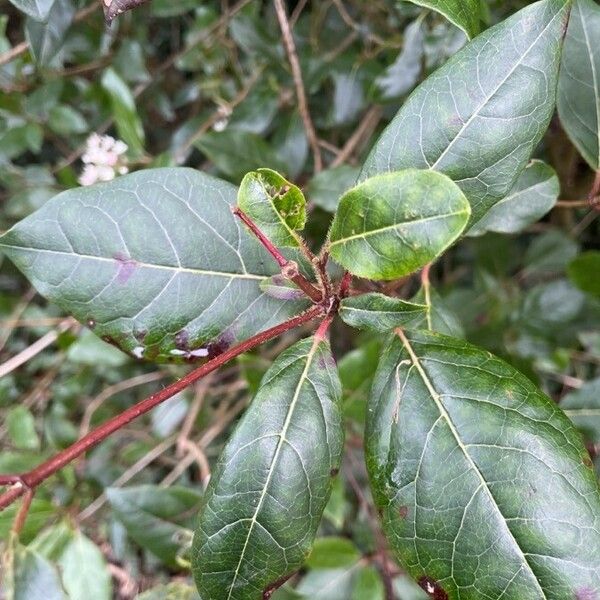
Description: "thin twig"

(273, 0), (323, 173)
(331, 106), (382, 168)
(0, 319), (75, 379)
(0, 306), (323, 512)
(0, 287), (35, 354)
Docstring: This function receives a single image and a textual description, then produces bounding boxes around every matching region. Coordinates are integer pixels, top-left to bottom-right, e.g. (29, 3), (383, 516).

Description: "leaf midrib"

(396, 330), (549, 598)
(430, 6), (565, 171)
(225, 339), (321, 599)
(329, 210), (468, 248)
(0, 243), (265, 281)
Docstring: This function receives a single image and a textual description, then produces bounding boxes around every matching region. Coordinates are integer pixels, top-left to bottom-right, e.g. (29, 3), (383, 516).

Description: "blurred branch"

(274, 0), (323, 173)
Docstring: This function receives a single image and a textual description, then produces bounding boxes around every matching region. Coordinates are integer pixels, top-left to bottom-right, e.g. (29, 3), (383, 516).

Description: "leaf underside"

(362, 0), (570, 228)
(0, 168), (310, 363)
(366, 329), (600, 598)
(192, 336), (344, 600)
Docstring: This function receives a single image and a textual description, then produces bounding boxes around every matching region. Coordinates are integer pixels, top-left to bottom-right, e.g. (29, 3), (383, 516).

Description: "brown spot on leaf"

(206, 329), (236, 359)
(583, 455), (594, 469)
(114, 253), (138, 284)
(398, 506), (409, 519)
(418, 577), (448, 600)
(330, 468), (339, 477)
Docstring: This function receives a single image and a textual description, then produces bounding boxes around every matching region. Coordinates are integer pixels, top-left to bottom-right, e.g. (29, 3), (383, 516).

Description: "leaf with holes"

(238, 169), (306, 248)
(366, 329), (600, 597)
(400, 0), (482, 39)
(558, 0), (600, 170)
(0, 168), (310, 363)
(362, 0), (571, 228)
(339, 293), (427, 332)
(192, 336), (344, 600)
(328, 170), (470, 281)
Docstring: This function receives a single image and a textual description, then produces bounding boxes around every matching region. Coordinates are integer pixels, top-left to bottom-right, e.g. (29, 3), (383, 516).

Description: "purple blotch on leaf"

(114, 253), (138, 284)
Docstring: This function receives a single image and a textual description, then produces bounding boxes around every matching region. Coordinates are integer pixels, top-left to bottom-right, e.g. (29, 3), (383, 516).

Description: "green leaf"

(469, 160), (560, 236)
(305, 537), (361, 569)
(351, 567), (385, 600)
(306, 165), (360, 213)
(8, 0), (56, 21)
(558, 0), (600, 169)
(328, 170), (470, 281)
(568, 251), (600, 298)
(192, 336), (344, 600)
(238, 169), (306, 248)
(25, 0), (74, 66)
(59, 532), (112, 600)
(411, 285), (464, 337)
(0, 168), (309, 363)
(7, 544), (66, 600)
(0, 499), (55, 543)
(195, 130), (286, 182)
(399, 0), (482, 39)
(66, 329), (129, 367)
(366, 329), (600, 597)
(6, 405), (40, 450)
(524, 229), (579, 275)
(107, 485), (202, 568)
(48, 105), (88, 136)
(137, 583), (201, 600)
(339, 293), (427, 332)
(362, 0), (571, 227)
(101, 68), (145, 157)
(562, 378), (600, 444)
(295, 567), (359, 600)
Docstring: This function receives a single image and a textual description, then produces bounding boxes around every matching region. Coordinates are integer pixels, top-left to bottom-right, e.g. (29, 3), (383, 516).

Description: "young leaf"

(362, 0), (571, 227)
(107, 485), (202, 569)
(399, 0), (482, 40)
(238, 168), (306, 248)
(568, 251), (600, 298)
(0, 169), (309, 363)
(469, 160), (560, 235)
(558, 0), (600, 170)
(192, 336), (344, 600)
(328, 170), (470, 280)
(339, 293), (427, 332)
(25, 0), (75, 66)
(366, 329), (600, 597)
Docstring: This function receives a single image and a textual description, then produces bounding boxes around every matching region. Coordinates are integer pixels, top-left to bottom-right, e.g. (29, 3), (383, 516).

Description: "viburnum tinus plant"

(2, 0), (600, 597)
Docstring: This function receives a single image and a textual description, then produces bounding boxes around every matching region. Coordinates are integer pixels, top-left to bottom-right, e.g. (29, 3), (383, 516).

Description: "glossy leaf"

(238, 169), (306, 248)
(558, 0), (600, 169)
(0, 168), (309, 362)
(192, 336), (344, 600)
(411, 285), (464, 337)
(376, 20), (424, 100)
(568, 251), (600, 298)
(7, 0), (56, 21)
(328, 170), (470, 281)
(362, 0), (570, 227)
(339, 293), (427, 332)
(366, 329), (600, 597)
(400, 0), (481, 39)
(59, 532), (112, 600)
(470, 161), (560, 236)
(25, 0), (75, 66)
(107, 485), (202, 568)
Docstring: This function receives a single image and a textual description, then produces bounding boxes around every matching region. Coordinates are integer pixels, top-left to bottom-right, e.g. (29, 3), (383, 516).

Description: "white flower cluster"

(79, 134), (129, 186)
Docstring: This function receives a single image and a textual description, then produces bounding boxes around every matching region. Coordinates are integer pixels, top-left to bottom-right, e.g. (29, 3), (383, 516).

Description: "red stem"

(233, 207), (323, 303)
(0, 305), (324, 512)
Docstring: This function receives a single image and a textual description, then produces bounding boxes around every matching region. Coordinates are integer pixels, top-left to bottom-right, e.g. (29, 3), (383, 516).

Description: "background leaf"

(568, 251), (600, 298)
(25, 0), (74, 66)
(558, 0), (600, 170)
(362, 0), (570, 227)
(367, 329), (600, 596)
(7, 0), (56, 21)
(192, 336), (344, 600)
(0, 168), (310, 362)
(399, 0), (482, 39)
(328, 170), (470, 280)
